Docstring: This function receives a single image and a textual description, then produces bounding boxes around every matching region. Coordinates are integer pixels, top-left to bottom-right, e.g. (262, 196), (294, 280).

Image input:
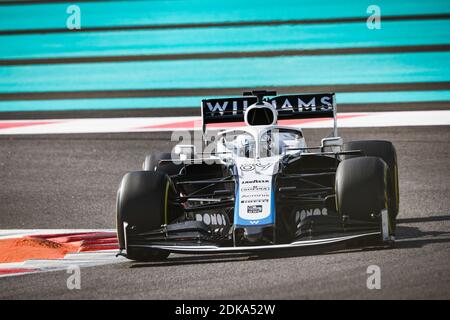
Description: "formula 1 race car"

(116, 90), (399, 261)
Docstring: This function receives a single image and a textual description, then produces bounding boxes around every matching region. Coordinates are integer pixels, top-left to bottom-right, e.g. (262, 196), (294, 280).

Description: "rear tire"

(143, 152), (183, 175)
(116, 171), (173, 261)
(342, 140), (399, 229)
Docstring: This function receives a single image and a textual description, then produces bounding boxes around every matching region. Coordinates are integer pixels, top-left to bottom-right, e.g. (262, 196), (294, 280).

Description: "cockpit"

(218, 130), (256, 158)
(260, 128), (304, 157)
(217, 127), (306, 158)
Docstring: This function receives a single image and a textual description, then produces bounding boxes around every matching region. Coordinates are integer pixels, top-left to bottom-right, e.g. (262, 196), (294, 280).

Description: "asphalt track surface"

(0, 124), (449, 299)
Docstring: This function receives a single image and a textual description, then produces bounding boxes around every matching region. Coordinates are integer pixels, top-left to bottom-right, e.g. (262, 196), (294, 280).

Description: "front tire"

(116, 171), (174, 261)
(342, 140), (399, 229)
(335, 157), (389, 223)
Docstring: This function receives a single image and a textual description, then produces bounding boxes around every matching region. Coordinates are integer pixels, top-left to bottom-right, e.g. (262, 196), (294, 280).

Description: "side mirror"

(173, 144), (196, 160)
(321, 137), (343, 153)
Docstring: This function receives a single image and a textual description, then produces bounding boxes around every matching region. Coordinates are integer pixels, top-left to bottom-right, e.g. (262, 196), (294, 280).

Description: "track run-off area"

(0, 125), (449, 298)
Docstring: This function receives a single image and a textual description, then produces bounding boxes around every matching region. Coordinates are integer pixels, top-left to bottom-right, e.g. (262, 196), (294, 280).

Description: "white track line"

(0, 229), (115, 240)
(0, 111), (449, 135)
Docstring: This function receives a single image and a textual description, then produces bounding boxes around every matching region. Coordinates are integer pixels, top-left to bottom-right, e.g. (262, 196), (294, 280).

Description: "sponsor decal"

(241, 193), (270, 199)
(206, 101), (228, 116)
(239, 163), (273, 172)
(235, 158), (276, 226)
(205, 98), (254, 116)
(195, 213), (228, 227)
(203, 94), (334, 117)
(242, 179), (270, 184)
(247, 205), (263, 214)
(240, 164), (254, 171)
(241, 199), (269, 204)
(241, 186), (270, 192)
(271, 96), (333, 112)
(295, 208), (328, 227)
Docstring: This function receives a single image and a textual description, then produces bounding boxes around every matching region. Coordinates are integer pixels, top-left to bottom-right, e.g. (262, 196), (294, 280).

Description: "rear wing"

(201, 91), (337, 135)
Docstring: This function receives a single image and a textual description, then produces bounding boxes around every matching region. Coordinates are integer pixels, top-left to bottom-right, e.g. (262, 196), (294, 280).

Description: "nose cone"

(244, 227), (265, 243)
